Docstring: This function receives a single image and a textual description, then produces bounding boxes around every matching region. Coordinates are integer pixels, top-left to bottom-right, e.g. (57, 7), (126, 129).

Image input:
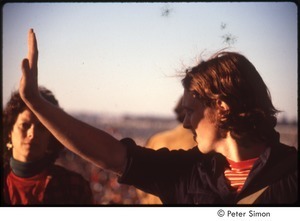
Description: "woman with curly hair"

(2, 87), (93, 205)
(18, 29), (297, 204)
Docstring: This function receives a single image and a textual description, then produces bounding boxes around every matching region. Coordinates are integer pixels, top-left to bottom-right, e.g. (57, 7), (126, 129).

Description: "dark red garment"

(3, 164), (93, 205)
(6, 170), (50, 204)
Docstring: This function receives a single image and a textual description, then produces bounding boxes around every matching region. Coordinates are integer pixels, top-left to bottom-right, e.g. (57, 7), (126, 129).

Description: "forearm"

(19, 29), (126, 174)
(24, 95), (127, 174)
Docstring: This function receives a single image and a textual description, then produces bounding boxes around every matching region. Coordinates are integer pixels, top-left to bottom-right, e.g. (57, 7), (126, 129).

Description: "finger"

(27, 29), (38, 70)
(20, 58), (38, 100)
(21, 58), (30, 78)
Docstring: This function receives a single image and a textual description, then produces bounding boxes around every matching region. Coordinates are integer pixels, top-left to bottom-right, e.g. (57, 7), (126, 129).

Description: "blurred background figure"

(138, 96), (197, 204)
(146, 96), (197, 150)
(2, 87), (93, 205)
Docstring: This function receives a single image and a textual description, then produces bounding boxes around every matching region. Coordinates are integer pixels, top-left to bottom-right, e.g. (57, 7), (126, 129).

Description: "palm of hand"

(20, 29), (39, 102)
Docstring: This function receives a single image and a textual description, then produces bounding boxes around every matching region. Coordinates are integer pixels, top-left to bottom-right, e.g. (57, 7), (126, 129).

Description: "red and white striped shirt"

(224, 157), (258, 192)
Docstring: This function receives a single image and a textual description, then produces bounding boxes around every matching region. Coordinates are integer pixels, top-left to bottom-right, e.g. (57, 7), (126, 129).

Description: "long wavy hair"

(2, 87), (64, 169)
(181, 51), (280, 147)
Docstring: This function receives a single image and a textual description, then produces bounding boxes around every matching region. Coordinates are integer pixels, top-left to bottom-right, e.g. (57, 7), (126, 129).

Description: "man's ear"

(215, 99), (230, 123)
(216, 99), (230, 111)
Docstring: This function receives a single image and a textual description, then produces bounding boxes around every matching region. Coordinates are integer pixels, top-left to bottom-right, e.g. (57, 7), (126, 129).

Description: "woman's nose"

(27, 125), (35, 139)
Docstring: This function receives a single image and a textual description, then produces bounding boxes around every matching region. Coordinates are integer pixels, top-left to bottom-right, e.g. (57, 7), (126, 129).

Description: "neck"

(215, 133), (267, 162)
(10, 156), (52, 178)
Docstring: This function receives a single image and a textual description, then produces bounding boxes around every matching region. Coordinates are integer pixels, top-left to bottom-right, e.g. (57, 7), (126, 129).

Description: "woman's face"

(182, 90), (222, 154)
(10, 108), (51, 162)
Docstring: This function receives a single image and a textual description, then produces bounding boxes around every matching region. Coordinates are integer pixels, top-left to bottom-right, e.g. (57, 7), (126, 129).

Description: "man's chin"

(196, 144), (212, 154)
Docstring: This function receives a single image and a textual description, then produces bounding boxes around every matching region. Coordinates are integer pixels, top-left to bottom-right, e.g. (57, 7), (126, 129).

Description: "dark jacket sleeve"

(118, 138), (200, 201)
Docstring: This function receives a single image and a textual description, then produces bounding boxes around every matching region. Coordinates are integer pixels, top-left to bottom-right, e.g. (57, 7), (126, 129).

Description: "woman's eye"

(19, 123), (31, 130)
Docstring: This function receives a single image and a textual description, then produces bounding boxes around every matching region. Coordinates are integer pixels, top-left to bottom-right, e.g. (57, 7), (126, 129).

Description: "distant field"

(72, 113), (298, 148)
(275, 124), (298, 148)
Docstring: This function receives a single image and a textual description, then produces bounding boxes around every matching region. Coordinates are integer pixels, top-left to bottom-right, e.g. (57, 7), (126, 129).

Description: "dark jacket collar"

(188, 143), (297, 202)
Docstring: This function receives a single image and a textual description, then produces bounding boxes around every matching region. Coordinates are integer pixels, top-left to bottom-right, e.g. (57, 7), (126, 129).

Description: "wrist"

(21, 92), (43, 109)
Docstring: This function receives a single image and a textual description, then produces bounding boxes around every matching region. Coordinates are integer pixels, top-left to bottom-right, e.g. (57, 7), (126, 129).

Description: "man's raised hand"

(20, 29), (39, 103)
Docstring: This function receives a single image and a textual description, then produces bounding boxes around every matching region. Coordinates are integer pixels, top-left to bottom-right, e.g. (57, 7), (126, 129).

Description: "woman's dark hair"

(182, 51), (280, 147)
(3, 87), (64, 168)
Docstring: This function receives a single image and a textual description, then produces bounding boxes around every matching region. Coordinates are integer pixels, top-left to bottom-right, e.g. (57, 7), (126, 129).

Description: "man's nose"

(183, 116), (191, 129)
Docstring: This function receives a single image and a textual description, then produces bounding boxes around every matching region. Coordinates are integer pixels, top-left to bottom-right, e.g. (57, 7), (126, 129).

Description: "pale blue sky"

(2, 2), (298, 121)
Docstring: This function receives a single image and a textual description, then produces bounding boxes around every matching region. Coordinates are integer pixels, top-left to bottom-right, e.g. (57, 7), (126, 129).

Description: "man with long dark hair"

(18, 29), (297, 204)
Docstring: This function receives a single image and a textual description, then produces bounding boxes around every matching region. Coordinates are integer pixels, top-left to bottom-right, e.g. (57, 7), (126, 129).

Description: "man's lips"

(191, 130), (197, 142)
